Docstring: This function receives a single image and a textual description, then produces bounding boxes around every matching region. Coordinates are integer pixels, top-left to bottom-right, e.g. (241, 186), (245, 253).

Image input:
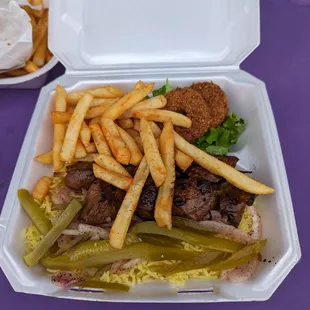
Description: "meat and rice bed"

(19, 80), (274, 291)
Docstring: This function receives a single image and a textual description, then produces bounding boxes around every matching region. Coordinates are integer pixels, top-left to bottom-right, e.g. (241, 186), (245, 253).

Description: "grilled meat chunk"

(65, 162), (95, 190)
(80, 180), (125, 225)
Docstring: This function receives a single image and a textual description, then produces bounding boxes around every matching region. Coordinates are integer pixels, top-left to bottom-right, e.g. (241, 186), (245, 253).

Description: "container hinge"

(64, 65), (240, 77)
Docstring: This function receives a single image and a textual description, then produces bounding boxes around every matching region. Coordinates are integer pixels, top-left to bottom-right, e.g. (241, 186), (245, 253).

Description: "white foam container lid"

(0, 0), (301, 303)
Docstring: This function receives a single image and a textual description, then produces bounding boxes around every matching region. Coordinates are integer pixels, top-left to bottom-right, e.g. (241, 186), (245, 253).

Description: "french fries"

(132, 119), (161, 138)
(89, 116), (101, 126)
(109, 157), (149, 249)
(72, 154), (98, 163)
(85, 103), (115, 119)
(175, 150), (193, 171)
(139, 118), (166, 187)
(31, 9), (48, 57)
(60, 94), (93, 163)
(85, 142), (97, 154)
(117, 118), (134, 130)
(89, 124), (111, 156)
(33, 35), (47, 67)
(134, 80), (144, 89)
(24, 61), (39, 73)
(132, 109), (192, 128)
(126, 129), (140, 139)
(117, 125), (143, 166)
(93, 164), (132, 191)
(155, 120), (175, 229)
(51, 111), (72, 124)
(174, 132), (275, 195)
(90, 98), (118, 108)
(5, 69), (27, 77)
(32, 177), (52, 202)
(101, 118), (131, 165)
(28, 0), (43, 6)
(79, 121), (91, 148)
(102, 83), (154, 120)
(53, 85), (67, 171)
(94, 154), (131, 177)
(34, 150), (53, 164)
(67, 87), (124, 104)
(119, 96), (167, 119)
(75, 139), (87, 159)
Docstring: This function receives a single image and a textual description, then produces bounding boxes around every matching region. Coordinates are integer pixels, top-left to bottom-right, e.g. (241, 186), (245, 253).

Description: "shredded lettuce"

(193, 112), (246, 155)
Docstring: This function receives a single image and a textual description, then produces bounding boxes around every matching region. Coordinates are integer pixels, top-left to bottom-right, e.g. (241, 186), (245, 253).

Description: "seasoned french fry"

(175, 150), (193, 171)
(24, 61), (39, 73)
(155, 120), (175, 229)
(90, 98), (118, 108)
(5, 69), (27, 77)
(31, 9), (48, 57)
(67, 87), (124, 104)
(117, 118), (134, 130)
(60, 94), (93, 163)
(75, 139), (87, 159)
(132, 119), (161, 138)
(149, 121), (162, 138)
(89, 124), (111, 156)
(89, 117), (101, 126)
(53, 85), (67, 171)
(85, 103), (114, 119)
(126, 129), (140, 139)
(109, 157), (149, 249)
(133, 119), (140, 131)
(119, 96), (167, 119)
(72, 154), (98, 163)
(174, 132), (275, 195)
(34, 150), (53, 164)
(79, 121), (91, 148)
(101, 118), (131, 165)
(85, 142), (97, 154)
(132, 109), (192, 128)
(51, 111), (72, 124)
(94, 154), (131, 177)
(140, 118), (166, 187)
(93, 164), (132, 191)
(33, 34), (47, 67)
(46, 50), (53, 62)
(29, 0), (43, 6)
(102, 83), (154, 120)
(134, 137), (144, 153)
(117, 125), (143, 166)
(32, 177), (52, 202)
(134, 80), (144, 89)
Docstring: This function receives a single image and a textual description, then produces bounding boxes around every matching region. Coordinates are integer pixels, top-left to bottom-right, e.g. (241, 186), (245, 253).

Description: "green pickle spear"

(208, 239), (267, 272)
(18, 189), (52, 235)
(24, 199), (82, 266)
(40, 243), (199, 270)
(132, 222), (244, 253)
(77, 280), (130, 292)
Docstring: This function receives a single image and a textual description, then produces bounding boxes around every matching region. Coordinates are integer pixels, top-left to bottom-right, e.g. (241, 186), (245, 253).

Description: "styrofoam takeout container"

(0, 0), (58, 89)
(0, 0), (301, 303)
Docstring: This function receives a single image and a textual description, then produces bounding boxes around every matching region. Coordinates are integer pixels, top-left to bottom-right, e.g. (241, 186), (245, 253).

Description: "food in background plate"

(0, 4), (54, 78)
(21, 80), (274, 291)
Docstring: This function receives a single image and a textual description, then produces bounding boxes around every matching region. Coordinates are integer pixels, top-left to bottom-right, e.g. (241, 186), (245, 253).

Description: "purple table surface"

(0, 0), (309, 308)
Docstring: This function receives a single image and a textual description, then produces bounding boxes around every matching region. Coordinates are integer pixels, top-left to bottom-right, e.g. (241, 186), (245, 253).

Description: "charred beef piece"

(172, 178), (217, 221)
(218, 183), (256, 227)
(80, 180), (125, 225)
(136, 177), (158, 220)
(136, 177), (217, 222)
(177, 156), (239, 183)
(65, 162), (95, 190)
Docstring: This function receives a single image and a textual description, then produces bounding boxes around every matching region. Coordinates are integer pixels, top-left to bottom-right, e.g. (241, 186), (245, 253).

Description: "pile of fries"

(34, 81), (274, 250)
(0, 0), (53, 78)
